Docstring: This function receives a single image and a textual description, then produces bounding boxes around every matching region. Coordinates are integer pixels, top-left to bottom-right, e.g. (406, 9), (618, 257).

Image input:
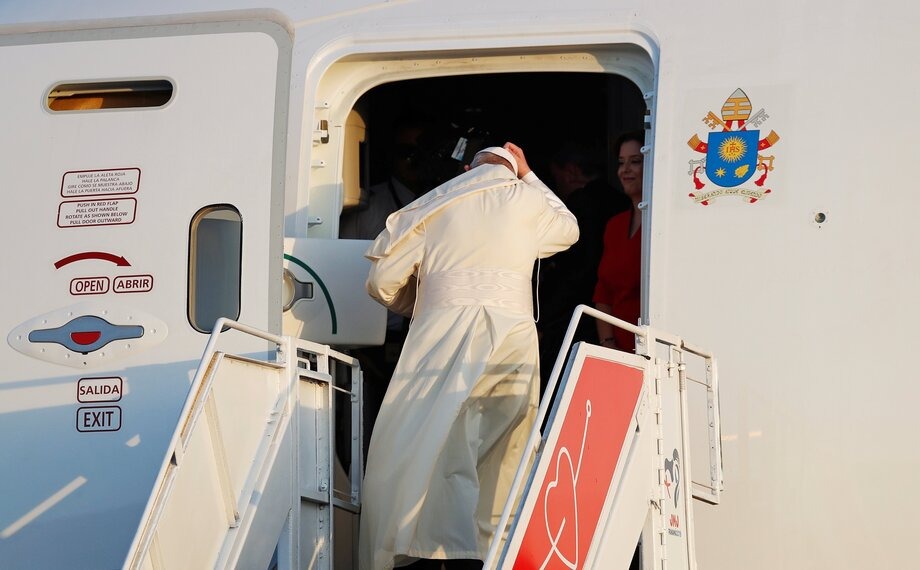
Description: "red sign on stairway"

(509, 355), (644, 569)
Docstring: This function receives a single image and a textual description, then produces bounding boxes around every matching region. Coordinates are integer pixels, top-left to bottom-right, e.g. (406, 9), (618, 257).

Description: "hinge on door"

(643, 90), (654, 131)
(313, 100), (331, 145)
(314, 119), (329, 144)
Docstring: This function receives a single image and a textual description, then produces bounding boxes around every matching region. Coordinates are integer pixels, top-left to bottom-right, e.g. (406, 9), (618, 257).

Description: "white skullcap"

(473, 146), (518, 176)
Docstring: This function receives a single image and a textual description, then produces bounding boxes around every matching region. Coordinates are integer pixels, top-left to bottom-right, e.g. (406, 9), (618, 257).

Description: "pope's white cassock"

(359, 153), (579, 569)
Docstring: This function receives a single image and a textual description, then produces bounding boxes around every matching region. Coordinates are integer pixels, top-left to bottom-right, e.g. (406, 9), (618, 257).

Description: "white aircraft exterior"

(0, 1), (917, 569)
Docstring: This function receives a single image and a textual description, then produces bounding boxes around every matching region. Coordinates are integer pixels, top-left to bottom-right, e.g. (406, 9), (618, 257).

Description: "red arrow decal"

(54, 252), (131, 269)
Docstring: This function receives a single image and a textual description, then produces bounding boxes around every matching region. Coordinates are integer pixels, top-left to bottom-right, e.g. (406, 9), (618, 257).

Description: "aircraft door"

(0, 22), (289, 568)
(283, 238), (386, 347)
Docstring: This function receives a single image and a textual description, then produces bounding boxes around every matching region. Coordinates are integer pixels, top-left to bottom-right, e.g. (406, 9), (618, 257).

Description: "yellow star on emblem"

(715, 167), (726, 177)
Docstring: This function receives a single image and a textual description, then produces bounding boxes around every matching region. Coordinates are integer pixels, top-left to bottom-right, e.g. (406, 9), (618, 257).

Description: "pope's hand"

(503, 142), (532, 178)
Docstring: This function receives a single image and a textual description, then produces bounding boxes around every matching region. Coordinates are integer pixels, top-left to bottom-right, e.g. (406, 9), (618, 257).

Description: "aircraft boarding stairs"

(123, 308), (723, 569)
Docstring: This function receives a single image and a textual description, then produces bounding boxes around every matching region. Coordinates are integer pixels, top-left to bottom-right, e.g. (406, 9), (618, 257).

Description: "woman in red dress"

(594, 131), (644, 351)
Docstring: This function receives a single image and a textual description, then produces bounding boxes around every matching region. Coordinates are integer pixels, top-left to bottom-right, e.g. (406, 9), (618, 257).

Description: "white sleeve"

(522, 172), (580, 258)
(366, 226), (424, 317)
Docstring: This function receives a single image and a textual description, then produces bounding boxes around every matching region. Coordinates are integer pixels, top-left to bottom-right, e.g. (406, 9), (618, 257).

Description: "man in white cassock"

(359, 143), (579, 570)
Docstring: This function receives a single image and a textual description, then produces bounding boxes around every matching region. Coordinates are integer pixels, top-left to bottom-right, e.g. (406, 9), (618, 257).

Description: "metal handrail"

(484, 304), (644, 567)
(485, 305), (721, 567)
(123, 318), (288, 569)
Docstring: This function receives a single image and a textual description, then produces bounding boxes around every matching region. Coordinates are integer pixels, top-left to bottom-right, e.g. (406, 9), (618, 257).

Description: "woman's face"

(617, 139), (644, 202)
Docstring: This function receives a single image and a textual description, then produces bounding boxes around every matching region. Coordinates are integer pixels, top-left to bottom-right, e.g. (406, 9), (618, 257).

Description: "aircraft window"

(47, 79), (173, 112)
(188, 205), (242, 333)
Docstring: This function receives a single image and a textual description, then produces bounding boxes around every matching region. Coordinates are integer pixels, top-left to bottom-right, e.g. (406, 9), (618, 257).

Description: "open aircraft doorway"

(332, 69), (650, 569)
(297, 48), (656, 353)
(339, 72), (647, 236)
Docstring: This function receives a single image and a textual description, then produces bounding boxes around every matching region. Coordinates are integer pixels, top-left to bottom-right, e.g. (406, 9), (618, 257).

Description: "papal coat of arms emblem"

(687, 88), (780, 205)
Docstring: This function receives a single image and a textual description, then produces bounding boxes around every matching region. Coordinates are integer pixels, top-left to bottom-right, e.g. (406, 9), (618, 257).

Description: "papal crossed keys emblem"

(687, 88), (780, 205)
